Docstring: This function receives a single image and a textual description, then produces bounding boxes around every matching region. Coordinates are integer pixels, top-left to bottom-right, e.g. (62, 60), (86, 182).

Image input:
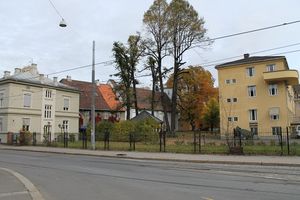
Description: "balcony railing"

(263, 70), (299, 85)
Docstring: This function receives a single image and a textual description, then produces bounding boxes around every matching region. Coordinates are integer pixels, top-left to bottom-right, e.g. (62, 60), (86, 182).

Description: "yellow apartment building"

(216, 54), (299, 137)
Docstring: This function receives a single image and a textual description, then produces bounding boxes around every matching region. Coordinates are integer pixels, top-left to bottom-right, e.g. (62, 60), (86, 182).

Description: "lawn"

(43, 140), (300, 156)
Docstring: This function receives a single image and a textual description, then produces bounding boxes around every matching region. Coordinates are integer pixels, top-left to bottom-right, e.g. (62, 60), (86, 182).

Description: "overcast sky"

(1, 0), (300, 88)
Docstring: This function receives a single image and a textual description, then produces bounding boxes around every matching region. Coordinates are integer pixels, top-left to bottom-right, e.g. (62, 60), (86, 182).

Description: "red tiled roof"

(98, 84), (124, 111)
(60, 79), (111, 111)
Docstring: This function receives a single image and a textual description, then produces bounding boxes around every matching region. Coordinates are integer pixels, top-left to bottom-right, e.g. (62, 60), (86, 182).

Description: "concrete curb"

(1, 146), (300, 167)
(0, 167), (45, 200)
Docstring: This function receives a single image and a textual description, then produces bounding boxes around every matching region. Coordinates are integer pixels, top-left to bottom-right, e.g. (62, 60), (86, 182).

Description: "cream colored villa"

(216, 54), (299, 137)
(0, 64), (80, 143)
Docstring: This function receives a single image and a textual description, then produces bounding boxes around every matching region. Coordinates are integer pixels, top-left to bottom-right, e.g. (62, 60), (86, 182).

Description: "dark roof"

(60, 79), (111, 111)
(130, 110), (163, 123)
(215, 56), (286, 69)
(135, 88), (172, 112)
(0, 71), (78, 92)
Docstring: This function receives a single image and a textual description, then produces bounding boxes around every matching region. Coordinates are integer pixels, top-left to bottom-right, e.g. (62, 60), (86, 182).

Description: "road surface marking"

(0, 167), (45, 200)
(0, 191), (28, 197)
(201, 197), (214, 200)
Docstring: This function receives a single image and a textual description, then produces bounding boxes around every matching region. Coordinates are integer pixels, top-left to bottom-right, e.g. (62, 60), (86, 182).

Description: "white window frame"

(44, 105), (52, 118)
(63, 120), (69, 132)
(45, 90), (52, 99)
(246, 67), (255, 77)
(23, 93), (31, 108)
(22, 118), (30, 131)
(267, 64), (276, 72)
(268, 84), (278, 96)
(272, 127), (281, 135)
(228, 117), (232, 122)
(270, 114), (279, 120)
(249, 109), (257, 121)
(233, 117), (238, 122)
(63, 98), (70, 111)
(225, 79), (231, 84)
(226, 98), (231, 103)
(248, 86), (256, 97)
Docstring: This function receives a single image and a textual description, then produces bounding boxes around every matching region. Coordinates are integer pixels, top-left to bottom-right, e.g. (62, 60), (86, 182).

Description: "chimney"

(4, 71), (10, 78)
(244, 53), (250, 59)
(14, 68), (21, 74)
(39, 74), (44, 81)
(53, 77), (58, 85)
(95, 79), (100, 86)
(66, 75), (72, 81)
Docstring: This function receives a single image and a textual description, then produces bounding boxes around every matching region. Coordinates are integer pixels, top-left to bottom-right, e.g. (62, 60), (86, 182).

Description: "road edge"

(1, 146), (300, 167)
(0, 167), (45, 200)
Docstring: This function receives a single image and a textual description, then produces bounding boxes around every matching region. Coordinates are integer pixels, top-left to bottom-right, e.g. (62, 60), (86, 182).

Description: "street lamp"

(59, 18), (67, 27)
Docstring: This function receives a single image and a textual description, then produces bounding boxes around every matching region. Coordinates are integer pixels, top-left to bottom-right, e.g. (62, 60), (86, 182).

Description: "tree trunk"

(151, 78), (155, 116)
(126, 87), (131, 120)
(158, 59), (170, 132)
(170, 61), (179, 135)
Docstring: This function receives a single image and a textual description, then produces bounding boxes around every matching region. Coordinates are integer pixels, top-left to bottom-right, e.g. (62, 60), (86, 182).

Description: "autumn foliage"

(166, 66), (217, 130)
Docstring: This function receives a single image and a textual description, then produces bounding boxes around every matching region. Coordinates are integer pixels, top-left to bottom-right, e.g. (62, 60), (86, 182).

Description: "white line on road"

(0, 167), (45, 200)
(0, 191), (29, 197)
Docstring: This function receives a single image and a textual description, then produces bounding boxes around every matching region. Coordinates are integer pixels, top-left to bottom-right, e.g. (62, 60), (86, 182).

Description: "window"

(228, 117), (232, 122)
(63, 120), (69, 132)
(44, 105), (52, 118)
(268, 84), (278, 96)
(232, 79), (236, 84)
(63, 98), (69, 111)
(249, 109), (257, 121)
(226, 98), (231, 103)
(271, 114), (279, 120)
(45, 90), (52, 98)
(272, 127), (281, 135)
(225, 79), (231, 84)
(247, 67), (255, 77)
(269, 107), (279, 120)
(267, 64), (276, 72)
(24, 93), (31, 107)
(248, 86), (256, 97)
(250, 127), (258, 135)
(233, 98), (238, 102)
(0, 118), (3, 132)
(0, 92), (4, 107)
(22, 118), (30, 131)
(233, 117), (238, 122)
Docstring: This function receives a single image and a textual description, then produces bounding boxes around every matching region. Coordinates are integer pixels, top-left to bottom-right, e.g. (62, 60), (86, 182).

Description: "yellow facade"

(216, 56), (299, 136)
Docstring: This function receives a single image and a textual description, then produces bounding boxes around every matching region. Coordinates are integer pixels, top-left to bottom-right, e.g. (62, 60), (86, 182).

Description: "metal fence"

(4, 128), (300, 156)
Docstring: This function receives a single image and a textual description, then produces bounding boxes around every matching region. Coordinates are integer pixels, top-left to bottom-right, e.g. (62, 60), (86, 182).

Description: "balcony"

(263, 70), (299, 85)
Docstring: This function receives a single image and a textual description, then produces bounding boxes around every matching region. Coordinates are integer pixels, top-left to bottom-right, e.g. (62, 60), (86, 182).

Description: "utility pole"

(91, 41), (96, 150)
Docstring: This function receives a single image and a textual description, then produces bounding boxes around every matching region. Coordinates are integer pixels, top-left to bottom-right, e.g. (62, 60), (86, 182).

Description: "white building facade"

(0, 64), (80, 143)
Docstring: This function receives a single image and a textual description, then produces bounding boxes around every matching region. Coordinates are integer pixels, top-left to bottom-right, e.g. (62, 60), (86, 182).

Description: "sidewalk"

(1, 145), (300, 167)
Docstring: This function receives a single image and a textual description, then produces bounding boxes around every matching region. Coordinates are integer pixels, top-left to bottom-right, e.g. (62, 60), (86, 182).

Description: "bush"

(19, 131), (32, 145)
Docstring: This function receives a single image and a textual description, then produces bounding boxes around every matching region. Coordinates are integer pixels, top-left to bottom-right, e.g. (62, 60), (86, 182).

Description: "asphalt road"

(0, 150), (300, 200)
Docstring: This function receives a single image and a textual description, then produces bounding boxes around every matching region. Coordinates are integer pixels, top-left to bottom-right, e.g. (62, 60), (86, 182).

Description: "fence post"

(163, 131), (166, 152)
(286, 127), (290, 155)
(193, 131), (196, 153)
(198, 131), (201, 153)
(159, 131), (162, 152)
(280, 127), (283, 156)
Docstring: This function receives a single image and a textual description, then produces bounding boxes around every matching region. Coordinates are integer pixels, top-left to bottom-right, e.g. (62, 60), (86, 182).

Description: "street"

(0, 150), (300, 200)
